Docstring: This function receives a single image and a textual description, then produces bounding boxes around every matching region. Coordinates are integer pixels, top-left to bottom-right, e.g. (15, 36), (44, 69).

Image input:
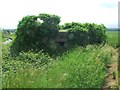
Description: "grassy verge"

(2, 44), (114, 88)
(2, 31), (119, 88)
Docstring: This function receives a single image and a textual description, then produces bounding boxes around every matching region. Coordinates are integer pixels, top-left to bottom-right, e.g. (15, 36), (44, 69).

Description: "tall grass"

(2, 44), (114, 88)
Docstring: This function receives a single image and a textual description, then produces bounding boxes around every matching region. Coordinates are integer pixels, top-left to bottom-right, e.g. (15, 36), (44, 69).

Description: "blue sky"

(0, 0), (119, 29)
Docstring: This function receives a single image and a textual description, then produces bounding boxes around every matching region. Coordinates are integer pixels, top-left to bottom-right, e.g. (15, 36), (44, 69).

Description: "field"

(1, 30), (119, 88)
(106, 31), (119, 46)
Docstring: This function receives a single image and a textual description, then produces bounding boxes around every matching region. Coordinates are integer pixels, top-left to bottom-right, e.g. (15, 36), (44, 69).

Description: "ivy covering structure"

(10, 13), (107, 56)
(11, 13), (60, 55)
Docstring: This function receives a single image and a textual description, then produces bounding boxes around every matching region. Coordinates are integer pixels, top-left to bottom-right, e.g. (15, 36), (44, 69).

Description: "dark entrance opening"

(59, 42), (65, 46)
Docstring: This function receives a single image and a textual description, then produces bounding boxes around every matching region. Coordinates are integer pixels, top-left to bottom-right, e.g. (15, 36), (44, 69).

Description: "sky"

(0, 0), (119, 29)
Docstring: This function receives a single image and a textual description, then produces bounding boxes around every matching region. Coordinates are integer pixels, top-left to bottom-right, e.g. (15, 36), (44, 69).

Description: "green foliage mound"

(10, 13), (107, 56)
(61, 22), (107, 46)
(11, 13), (60, 55)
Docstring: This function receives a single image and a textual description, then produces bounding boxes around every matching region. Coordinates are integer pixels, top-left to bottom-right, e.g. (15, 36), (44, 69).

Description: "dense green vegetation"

(66, 23), (106, 46)
(2, 43), (114, 88)
(1, 13), (119, 88)
(2, 30), (119, 88)
(11, 18), (107, 56)
(60, 22), (107, 45)
(11, 13), (60, 56)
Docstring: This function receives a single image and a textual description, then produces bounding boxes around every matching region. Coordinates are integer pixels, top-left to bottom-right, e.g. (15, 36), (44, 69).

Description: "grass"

(106, 31), (119, 46)
(106, 31), (120, 86)
(2, 44), (115, 88)
(1, 31), (119, 88)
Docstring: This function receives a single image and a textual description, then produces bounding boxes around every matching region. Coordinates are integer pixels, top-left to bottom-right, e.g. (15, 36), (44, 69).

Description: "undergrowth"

(2, 44), (114, 88)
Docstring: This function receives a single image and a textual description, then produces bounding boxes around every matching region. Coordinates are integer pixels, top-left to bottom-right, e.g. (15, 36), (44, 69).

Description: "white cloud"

(0, 0), (119, 29)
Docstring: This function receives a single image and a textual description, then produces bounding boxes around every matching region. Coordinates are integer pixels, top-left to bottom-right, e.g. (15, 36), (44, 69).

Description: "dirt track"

(103, 48), (118, 88)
